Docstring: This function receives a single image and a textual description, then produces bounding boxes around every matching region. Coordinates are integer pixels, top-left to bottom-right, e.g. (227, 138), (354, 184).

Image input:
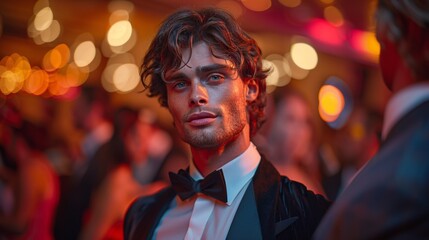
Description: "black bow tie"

(169, 169), (227, 203)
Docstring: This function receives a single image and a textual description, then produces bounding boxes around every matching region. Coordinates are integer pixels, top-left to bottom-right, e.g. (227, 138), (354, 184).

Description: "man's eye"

(173, 81), (187, 90)
(208, 74), (224, 82)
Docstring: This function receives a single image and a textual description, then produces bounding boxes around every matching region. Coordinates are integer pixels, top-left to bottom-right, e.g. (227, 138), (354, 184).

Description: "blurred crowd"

(0, 83), (381, 239)
(0, 86), (190, 240)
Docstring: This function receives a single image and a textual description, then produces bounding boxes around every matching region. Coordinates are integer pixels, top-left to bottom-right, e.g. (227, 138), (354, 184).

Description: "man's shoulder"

(278, 175), (330, 205)
(256, 158), (330, 213)
(127, 186), (174, 214)
(123, 186), (175, 240)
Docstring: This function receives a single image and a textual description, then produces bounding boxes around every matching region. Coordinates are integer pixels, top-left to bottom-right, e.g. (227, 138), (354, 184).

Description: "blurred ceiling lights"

(0, 0), (379, 98)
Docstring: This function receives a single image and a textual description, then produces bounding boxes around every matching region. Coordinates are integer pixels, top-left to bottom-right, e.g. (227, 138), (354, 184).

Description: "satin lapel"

(131, 187), (176, 240)
(252, 158), (281, 240)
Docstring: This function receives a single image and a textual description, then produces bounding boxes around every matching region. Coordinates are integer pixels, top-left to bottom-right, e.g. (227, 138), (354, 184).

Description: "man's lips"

(186, 111), (217, 126)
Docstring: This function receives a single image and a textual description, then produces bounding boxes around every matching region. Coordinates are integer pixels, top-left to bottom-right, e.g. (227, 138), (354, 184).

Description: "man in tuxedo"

(314, 0), (429, 239)
(124, 8), (330, 240)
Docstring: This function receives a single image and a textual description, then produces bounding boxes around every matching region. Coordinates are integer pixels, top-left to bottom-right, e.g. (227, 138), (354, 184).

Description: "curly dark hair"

(140, 7), (270, 136)
(376, 0), (429, 80)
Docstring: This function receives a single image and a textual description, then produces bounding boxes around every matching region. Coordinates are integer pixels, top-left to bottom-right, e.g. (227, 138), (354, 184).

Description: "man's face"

(164, 42), (251, 148)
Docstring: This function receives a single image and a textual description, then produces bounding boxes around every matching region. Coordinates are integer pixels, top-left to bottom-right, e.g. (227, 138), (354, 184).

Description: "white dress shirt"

(382, 82), (429, 140)
(153, 142), (261, 240)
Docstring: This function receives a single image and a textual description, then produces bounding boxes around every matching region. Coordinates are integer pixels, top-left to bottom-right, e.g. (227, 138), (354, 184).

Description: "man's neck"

(190, 133), (250, 177)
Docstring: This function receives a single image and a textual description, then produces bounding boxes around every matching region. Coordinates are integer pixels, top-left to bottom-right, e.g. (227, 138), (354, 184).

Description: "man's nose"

(189, 81), (208, 107)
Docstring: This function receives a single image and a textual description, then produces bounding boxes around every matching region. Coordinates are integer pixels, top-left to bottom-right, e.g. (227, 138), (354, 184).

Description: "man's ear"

(245, 78), (259, 102)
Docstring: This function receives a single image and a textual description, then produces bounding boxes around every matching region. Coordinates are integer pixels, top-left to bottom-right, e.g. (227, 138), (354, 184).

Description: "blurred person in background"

(266, 88), (326, 197)
(0, 103), (59, 240)
(79, 106), (183, 240)
(314, 0), (429, 239)
(71, 86), (113, 174)
(321, 104), (380, 200)
(54, 85), (113, 240)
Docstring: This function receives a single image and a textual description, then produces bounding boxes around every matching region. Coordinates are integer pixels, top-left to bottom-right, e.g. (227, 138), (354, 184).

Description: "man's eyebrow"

(164, 72), (188, 82)
(165, 63), (235, 82)
(196, 64), (235, 74)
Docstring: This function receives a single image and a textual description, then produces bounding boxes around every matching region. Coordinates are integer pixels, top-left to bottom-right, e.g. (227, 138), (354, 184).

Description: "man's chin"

(183, 131), (221, 149)
(186, 138), (220, 149)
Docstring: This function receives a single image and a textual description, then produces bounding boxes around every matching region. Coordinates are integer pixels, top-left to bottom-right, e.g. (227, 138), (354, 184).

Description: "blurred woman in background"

(0, 103), (59, 240)
(266, 88), (326, 196)
(79, 107), (187, 240)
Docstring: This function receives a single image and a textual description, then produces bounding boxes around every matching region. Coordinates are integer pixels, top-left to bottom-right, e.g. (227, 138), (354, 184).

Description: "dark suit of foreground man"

(314, 0), (429, 239)
(124, 8), (329, 240)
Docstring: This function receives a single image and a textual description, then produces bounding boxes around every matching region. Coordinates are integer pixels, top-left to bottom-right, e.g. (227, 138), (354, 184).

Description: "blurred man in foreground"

(314, 0), (429, 239)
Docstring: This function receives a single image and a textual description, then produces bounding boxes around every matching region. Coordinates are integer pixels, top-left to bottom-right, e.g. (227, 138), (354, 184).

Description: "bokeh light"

(34, 7), (53, 31)
(308, 18), (345, 46)
(59, 63), (90, 88)
(0, 54), (32, 95)
(284, 53), (309, 80)
(263, 59), (279, 87)
(109, 10), (130, 24)
(290, 42), (318, 70)
(241, 0), (271, 12)
(279, 0), (301, 8)
(323, 6), (344, 26)
(351, 30), (380, 60)
(319, 76), (353, 129)
(112, 63), (140, 93)
(28, 1), (61, 44)
(23, 67), (50, 95)
(0, 50), (89, 97)
(102, 53), (139, 93)
(216, 1), (243, 18)
(72, 34), (101, 71)
(39, 19), (61, 43)
(107, 20), (133, 47)
(110, 29), (137, 54)
(318, 84), (344, 122)
(48, 73), (70, 96)
(265, 54), (291, 86)
(74, 41), (97, 67)
(43, 44), (70, 72)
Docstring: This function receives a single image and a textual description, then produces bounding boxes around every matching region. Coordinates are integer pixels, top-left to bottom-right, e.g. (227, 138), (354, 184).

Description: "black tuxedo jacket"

(314, 100), (429, 239)
(124, 158), (330, 240)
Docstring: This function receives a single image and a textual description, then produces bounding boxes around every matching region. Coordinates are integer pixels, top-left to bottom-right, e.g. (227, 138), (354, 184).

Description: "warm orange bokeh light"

(318, 84), (345, 122)
(48, 73), (70, 96)
(64, 63), (89, 87)
(43, 44), (70, 72)
(0, 54), (32, 95)
(24, 68), (50, 95)
(324, 6), (344, 27)
(241, 0), (271, 12)
(351, 30), (380, 60)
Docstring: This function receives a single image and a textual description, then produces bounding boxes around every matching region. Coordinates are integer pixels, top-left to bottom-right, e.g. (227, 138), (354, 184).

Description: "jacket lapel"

(252, 158), (298, 239)
(252, 158), (280, 239)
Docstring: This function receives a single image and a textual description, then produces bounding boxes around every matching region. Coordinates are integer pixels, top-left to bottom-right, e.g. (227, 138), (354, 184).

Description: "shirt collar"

(189, 142), (261, 205)
(382, 82), (429, 140)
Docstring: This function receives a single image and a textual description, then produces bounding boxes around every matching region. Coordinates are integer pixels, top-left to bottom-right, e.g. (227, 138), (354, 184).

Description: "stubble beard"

(184, 119), (246, 148)
(181, 103), (247, 149)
